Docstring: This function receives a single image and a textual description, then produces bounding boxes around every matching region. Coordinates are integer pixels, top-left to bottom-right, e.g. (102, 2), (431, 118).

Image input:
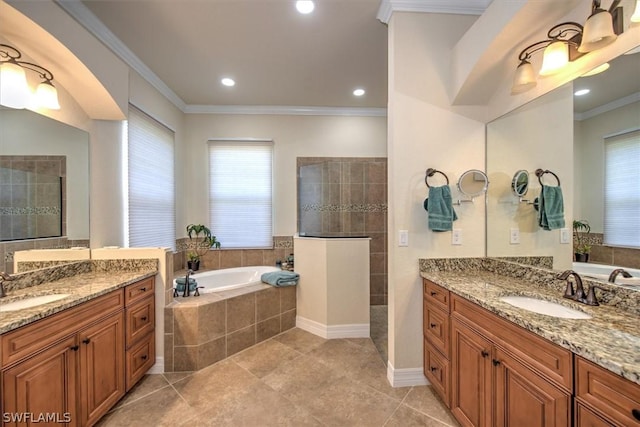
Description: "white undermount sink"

(499, 296), (592, 319)
(0, 294), (71, 312)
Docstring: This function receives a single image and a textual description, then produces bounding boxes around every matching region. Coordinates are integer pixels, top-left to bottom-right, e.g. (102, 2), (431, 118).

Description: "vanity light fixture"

(0, 44), (60, 110)
(511, 0), (624, 95)
(581, 62), (610, 76)
(296, 1), (315, 14)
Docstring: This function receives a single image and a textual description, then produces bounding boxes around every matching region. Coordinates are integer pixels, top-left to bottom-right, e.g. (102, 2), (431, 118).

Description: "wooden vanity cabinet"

(124, 277), (155, 391)
(423, 280), (452, 406)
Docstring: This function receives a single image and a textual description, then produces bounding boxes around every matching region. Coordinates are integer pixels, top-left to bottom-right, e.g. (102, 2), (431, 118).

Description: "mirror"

(0, 108), (90, 273)
(512, 170), (529, 197)
(487, 47), (640, 270)
(458, 169), (488, 198)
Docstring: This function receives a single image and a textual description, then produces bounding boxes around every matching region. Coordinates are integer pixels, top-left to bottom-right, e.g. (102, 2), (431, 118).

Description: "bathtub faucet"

(608, 269), (632, 283)
(182, 269), (194, 297)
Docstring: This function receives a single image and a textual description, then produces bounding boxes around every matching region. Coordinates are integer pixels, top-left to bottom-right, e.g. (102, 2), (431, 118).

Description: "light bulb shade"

(632, 0), (640, 22)
(539, 41), (569, 76)
(581, 62), (610, 77)
(511, 60), (537, 95)
(35, 81), (60, 109)
(579, 9), (617, 52)
(0, 61), (30, 109)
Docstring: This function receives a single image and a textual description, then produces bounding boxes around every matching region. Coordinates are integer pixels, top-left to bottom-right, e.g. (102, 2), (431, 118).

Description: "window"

(604, 129), (640, 248)
(208, 140), (273, 249)
(126, 105), (176, 250)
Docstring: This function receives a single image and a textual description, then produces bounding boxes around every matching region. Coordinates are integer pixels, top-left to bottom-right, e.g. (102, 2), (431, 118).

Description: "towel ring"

(425, 168), (449, 188)
(535, 169), (561, 186)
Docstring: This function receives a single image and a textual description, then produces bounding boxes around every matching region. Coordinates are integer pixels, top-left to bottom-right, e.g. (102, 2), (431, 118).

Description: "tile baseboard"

(386, 361), (429, 387)
(296, 316), (370, 339)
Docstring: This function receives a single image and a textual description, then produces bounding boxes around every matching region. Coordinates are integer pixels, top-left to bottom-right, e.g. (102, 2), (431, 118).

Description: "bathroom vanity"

(0, 267), (156, 426)
(421, 259), (640, 427)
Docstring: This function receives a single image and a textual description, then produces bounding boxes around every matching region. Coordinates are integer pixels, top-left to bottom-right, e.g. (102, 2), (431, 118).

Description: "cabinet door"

(78, 311), (125, 426)
(493, 346), (570, 427)
(2, 335), (78, 426)
(576, 402), (616, 427)
(451, 317), (492, 427)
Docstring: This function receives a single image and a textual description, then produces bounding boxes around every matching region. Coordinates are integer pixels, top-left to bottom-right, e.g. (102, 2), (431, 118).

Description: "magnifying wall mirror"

(457, 169), (489, 198)
(511, 170), (530, 197)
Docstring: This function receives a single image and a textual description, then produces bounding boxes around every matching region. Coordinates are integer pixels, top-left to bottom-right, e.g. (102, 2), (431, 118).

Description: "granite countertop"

(420, 269), (640, 385)
(0, 270), (157, 334)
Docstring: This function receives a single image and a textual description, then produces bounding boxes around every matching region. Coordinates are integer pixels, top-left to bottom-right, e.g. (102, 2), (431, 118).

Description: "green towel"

(261, 271), (299, 287)
(425, 186), (458, 232)
(175, 277), (197, 292)
(538, 185), (565, 230)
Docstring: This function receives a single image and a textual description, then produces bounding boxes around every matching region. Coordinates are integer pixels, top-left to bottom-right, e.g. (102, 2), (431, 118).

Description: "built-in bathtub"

(165, 266), (297, 372)
(573, 262), (640, 285)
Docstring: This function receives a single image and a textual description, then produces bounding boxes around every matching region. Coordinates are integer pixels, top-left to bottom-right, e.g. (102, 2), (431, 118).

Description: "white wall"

(574, 101), (640, 233)
(486, 85), (574, 270)
(387, 12), (486, 372)
(182, 114), (387, 236)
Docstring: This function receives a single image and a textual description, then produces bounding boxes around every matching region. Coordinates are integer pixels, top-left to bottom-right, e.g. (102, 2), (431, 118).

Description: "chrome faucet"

(182, 269), (193, 298)
(557, 270), (587, 303)
(608, 268), (632, 283)
(0, 271), (14, 298)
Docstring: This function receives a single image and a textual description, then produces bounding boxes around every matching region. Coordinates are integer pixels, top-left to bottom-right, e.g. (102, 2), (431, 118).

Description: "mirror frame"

(458, 169), (489, 198)
(511, 169), (530, 197)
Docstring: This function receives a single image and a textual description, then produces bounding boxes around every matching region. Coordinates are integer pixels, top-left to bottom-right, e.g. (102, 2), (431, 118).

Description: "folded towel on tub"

(538, 185), (565, 230)
(175, 277), (197, 292)
(261, 271), (299, 287)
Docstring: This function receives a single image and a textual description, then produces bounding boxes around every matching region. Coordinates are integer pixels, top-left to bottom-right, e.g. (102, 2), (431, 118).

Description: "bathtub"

(176, 266), (281, 293)
(573, 262), (640, 285)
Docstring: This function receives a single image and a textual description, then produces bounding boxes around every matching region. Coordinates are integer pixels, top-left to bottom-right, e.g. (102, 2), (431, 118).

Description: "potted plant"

(573, 219), (592, 263)
(185, 224), (221, 271)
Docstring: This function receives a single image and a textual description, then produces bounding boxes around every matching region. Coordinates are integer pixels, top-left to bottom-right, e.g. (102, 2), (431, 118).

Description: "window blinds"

(208, 141), (273, 249)
(604, 129), (640, 248)
(127, 105), (176, 250)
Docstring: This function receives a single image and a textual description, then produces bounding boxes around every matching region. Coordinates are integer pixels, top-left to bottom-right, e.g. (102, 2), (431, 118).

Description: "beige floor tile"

(403, 386), (460, 426)
(112, 374), (170, 410)
(384, 404), (454, 427)
(171, 359), (261, 411)
(96, 386), (195, 427)
(231, 338), (302, 378)
(181, 381), (322, 426)
(272, 327), (327, 353)
(162, 371), (193, 384)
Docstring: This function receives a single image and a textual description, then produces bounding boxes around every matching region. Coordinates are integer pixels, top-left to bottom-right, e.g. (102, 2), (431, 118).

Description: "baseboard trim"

(386, 361), (429, 387)
(148, 357), (164, 374)
(296, 316), (370, 339)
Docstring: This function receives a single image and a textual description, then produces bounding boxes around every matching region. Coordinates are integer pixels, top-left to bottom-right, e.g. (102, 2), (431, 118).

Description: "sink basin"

(500, 296), (592, 319)
(0, 294), (71, 312)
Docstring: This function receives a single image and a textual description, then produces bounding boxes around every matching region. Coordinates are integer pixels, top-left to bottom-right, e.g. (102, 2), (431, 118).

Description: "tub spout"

(182, 269), (193, 297)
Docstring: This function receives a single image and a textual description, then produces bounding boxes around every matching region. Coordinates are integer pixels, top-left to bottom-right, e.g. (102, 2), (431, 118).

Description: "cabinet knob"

(430, 291), (437, 296)
(492, 359), (501, 366)
(481, 350), (489, 358)
(82, 338), (91, 344)
(70, 345), (79, 351)
(430, 323), (437, 328)
(140, 287), (147, 292)
(141, 355), (148, 361)
(141, 316), (148, 321)
(430, 366), (437, 372)
(632, 409), (640, 421)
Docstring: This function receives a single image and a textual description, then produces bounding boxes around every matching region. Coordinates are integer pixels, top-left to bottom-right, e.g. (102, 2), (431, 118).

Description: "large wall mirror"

(486, 45), (640, 271)
(0, 108), (90, 272)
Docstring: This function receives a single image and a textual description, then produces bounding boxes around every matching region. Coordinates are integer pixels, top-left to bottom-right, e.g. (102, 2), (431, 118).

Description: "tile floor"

(97, 328), (459, 427)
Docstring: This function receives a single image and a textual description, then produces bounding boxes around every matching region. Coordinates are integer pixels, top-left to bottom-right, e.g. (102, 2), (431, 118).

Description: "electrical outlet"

(560, 228), (570, 244)
(452, 229), (462, 245)
(510, 228), (520, 244)
(399, 230), (409, 247)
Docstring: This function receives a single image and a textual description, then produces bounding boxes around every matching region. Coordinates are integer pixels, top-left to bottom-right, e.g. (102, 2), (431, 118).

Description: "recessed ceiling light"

(353, 88), (365, 97)
(221, 78), (235, 87)
(574, 89), (590, 96)
(296, 0), (314, 14)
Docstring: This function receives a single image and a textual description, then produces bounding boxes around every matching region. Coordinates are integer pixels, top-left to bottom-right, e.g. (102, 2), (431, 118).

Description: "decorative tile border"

(301, 203), (388, 213)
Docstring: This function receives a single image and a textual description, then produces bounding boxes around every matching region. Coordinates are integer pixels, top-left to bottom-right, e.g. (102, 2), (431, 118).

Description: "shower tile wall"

(298, 157), (388, 305)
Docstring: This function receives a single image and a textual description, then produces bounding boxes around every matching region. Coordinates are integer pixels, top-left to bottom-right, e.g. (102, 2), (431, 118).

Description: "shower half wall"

(297, 157), (387, 305)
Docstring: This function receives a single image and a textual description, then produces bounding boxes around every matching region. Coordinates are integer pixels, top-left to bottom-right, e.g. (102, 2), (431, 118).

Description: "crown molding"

(55, 0), (186, 111)
(377, 0), (492, 24)
(575, 91), (640, 121)
(184, 104), (387, 117)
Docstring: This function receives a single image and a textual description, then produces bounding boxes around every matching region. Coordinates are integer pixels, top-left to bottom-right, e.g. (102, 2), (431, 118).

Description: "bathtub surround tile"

(281, 286), (297, 312)
(164, 307), (173, 334)
(227, 324), (256, 356)
(281, 308), (296, 331)
(243, 249), (264, 266)
(613, 246), (640, 269)
(164, 333), (174, 372)
(220, 250), (242, 269)
(173, 345), (199, 372)
(226, 293), (256, 332)
(173, 305), (199, 346)
(257, 315), (281, 343)
(197, 299), (225, 343)
(257, 287), (280, 321)
(589, 244), (614, 264)
(198, 336), (226, 369)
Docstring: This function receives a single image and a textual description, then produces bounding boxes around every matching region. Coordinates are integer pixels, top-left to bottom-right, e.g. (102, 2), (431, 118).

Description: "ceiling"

(80, 0), (390, 109)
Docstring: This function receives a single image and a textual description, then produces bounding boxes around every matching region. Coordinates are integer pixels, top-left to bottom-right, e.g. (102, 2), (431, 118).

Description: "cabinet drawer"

(575, 356), (640, 427)
(125, 277), (155, 306)
(423, 279), (450, 313)
(424, 304), (450, 357)
(125, 332), (155, 391)
(452, 294), (572, 391)
(125, 296), (155, 347)
(424, 339), (450, 407)
(1, 290), (124, 367)
(576, 402), (617, 427)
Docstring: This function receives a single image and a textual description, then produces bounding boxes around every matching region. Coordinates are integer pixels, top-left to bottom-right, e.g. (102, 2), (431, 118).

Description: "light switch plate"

(452, 229), (462, 245)
(399, 230), (409, 247)
(560, 228), (570, 244)
(510, 228), (520, 244)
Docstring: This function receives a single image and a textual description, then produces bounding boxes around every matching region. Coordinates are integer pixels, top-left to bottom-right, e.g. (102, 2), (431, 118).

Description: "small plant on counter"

(186, 224), (221, 271)
(573, 219), (592, 262)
